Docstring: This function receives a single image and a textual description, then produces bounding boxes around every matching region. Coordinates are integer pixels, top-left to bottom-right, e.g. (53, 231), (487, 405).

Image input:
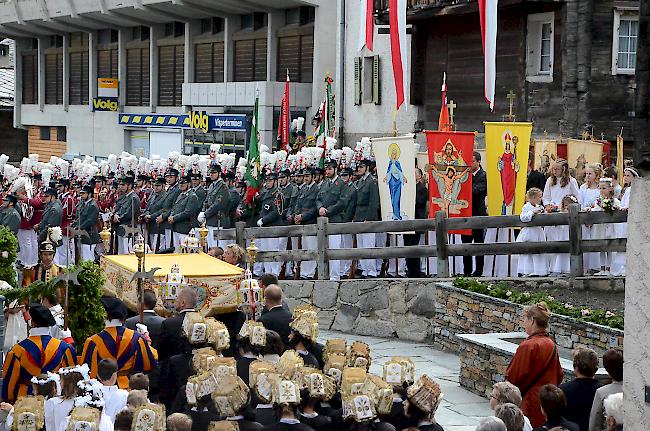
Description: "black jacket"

(125, 310), (165, 348)
(533, 416), (579, 431)
(157, 310), (192, 362)
(258, 306), (293, 346)
(559, 378), (601, 431)
(297, 413), (331, 431)
(472, 167), (488, 216)
(160, 352), (193, 410)
(261, 423), (315, 431)
(415, 182), (429, 220)
(526, 169), (547, 193)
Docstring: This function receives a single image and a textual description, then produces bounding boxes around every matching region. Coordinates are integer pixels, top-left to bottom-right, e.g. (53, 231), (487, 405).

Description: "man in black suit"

(258, 284), (292, 346)
(404, 168), (429, 277)
(526, 156), (547, 192)
(461, 152), (488, 277)
(125, 289), (165, 347)
(156, 287), (197, 362)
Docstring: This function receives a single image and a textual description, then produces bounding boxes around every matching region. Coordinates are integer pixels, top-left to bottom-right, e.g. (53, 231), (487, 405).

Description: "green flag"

(245, 93), (261, 203)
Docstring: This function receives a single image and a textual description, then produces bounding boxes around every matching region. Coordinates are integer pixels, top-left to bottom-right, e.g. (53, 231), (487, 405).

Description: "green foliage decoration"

(0, 226), (18, 288)
(453, 277), (624, 330)
(67, 260), (106, 343)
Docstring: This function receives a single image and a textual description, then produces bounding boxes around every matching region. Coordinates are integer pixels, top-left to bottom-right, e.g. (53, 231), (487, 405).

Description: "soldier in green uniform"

(339, 167), (357, 278)
(37, 188), (62, 244)
(294, 168), (319, 279)
(168, 175), (199, 252)
(354, 160), (380, 277)
(316, 160), (346, 280)
(224, 171), (241, 232)
(74, 184), (100, 262)
(200, 165), (231, 249)
(277, 169), (296, 277)
(157, 168), (181, 249)
(255, 171), (284, 276)
(0, 194), (21, 235)
(112, 176), (141, 254)
(191, 171), (207, 209)
(142, 177), (167, 250)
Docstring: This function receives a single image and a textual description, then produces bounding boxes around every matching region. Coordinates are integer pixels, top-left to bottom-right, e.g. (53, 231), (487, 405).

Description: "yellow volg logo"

(189, 111), (209, 133)
(93, 97), (118, 111)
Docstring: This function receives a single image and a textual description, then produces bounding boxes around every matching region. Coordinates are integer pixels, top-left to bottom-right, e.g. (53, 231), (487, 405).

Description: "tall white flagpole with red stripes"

(479, 0), (498, 111)
(358, 0), (374, 51)
(389, 0), (408, 110)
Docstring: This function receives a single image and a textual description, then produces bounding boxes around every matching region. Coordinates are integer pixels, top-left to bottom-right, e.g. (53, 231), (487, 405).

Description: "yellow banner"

(484, 122), (533, 216)
(566, 139), (603, 183)
(533, 138), (557, 177)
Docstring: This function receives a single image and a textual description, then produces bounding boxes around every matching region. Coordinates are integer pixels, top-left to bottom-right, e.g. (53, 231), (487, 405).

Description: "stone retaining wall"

(282, 280), (624, 355)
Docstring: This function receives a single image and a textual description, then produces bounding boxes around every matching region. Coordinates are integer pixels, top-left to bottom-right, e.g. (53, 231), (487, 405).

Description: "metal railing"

(214, 204), (627, 279)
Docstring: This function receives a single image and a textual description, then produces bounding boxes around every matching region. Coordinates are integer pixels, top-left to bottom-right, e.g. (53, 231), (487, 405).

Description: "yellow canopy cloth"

(101, 253), (244, 316)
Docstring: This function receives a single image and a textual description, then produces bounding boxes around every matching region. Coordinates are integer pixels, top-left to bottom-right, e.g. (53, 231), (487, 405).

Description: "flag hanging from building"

(438, 73), (451, 132)
(359, 0), (374, 51)
(479, 0), (498, 111)
(389, 0), (408, 110)
(276, 71), (291, 152)
(245, 93), (261, 204)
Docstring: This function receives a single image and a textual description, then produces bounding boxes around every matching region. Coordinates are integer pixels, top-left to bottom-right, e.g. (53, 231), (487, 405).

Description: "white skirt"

(516, 227), (548, 276)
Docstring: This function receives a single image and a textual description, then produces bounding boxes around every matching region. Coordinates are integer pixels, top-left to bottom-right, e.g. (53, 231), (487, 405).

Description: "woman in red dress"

(506, 302), (563, 428)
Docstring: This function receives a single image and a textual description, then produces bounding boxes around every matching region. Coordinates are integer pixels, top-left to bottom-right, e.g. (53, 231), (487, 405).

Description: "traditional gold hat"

(292, 303), (318, 319)
(186, 358), (237, 405)
(252, 372), (280, 405)
(383, 356), (415, 385)
(341, 367), (367, 398)
(211, 376), (250, 417)
(300, 368), (336, 401)
(391, 356), (415, 384)
(272, 379), (301, 406)
(237, 320), (266, 347)
(205, 318), (230, 352)
(248, 360), (277, 388)
(66, 407), (100, 431)
(13, 396), (45, 431)
(182, 312), (208, 345)
(208, 421), (240, 431)
(363, 375), (393, 416)
(323, 339), (346, 364)
(342, 393), (377, 423)
(289, 312), (319, 341)
(324, 353), (346, 386)
(210, 357), (237, 384)
(131, 403), (166, 431)
(406, 375), (443, 418)
(276, 350), (304, 380)
(346, 341), (371, 370)
(192, 347), (220, 374)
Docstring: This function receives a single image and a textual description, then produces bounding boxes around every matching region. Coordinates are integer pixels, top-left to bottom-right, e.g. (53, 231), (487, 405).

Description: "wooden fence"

(213, 204), (627, 279)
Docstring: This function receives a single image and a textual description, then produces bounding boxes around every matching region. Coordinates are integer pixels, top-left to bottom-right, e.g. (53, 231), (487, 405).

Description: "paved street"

(320, 330), (493, 431)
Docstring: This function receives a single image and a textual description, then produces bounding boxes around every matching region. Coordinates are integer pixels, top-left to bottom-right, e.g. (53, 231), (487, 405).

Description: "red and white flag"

(438, 73), (451, 131)
(479, 0), (498, 111)
(358, 0), (374, 51)
(276, 71), (291, 152)
(389, 0), (408, 110)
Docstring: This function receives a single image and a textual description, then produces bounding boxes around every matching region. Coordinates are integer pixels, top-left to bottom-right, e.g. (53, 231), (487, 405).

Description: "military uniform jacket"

(0, 206), (20, 234)
(228, 186), (241, 226)
(81, 324), (158, 389)
(2, 329), (76, 402)
(316, 176), (346, 223)
(353, 174), (380, 222)
(143, 190), (166, 233)
(203, 179), (230, 228)
(114, 191), (141, 237)
(170, 190), (200, 234)
(287, 184), (303, 219)
(39, 199), (63, 242)
(296, 183), (319, 225)
(160, 183), (181, 231)
(75, 198), (100, 244)
(341, 182), (357, 223)
(280, 183), (297, 220)
(193, 185), (207, 209)
(258, 187), (283, 227)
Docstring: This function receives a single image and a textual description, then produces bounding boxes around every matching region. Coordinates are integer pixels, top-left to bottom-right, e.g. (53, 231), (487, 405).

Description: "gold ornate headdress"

(406, 375), (443, 418)
(300, 368), (336, 401)
(346, 341), (371, 370)
(237, 320), (266, 347)
(383, 356), (415, 385)
(211, 376), (249, 417)
(271, 379), (301, 406)
(191, 347), (220, 374)
(131, 403), (166, 431)
(276, 350), (304, 380)
(323, 339), (347, 364)
(205, 318), (230, 352)
(13, 396), (45, 431)
(289, 312), (319, 341)
(66, 407), (100, 431)
(363, 375), (393, 415)
(182, 312), (208, 345)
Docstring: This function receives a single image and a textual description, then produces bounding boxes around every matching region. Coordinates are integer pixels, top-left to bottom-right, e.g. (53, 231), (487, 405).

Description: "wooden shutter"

(354, 57), (362, 106)
(372, 55), (381, 105)
(45, 53), (63, 104)
(278, 36), (300, 81)
(253, 38), (267, 81)
(300, 34), (314, 83)
(195, 43), (212, 83)
(158, 45), (184, 106)
(234, 40), (254, 81)
(97, 49), (118, 78)
(213, 42), (224, 83)
(69, 51), (89, 105)
(22, 53), (37, 104)
(126, 47), (150, 106)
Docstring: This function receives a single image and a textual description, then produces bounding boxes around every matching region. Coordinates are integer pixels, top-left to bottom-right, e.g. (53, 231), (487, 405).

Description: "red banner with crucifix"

(425, 130), (474, 235)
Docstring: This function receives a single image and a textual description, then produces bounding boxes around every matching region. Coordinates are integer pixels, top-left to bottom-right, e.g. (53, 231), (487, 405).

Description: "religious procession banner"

(533, 139), (558, 177)
(484, 122), (533, 216)
(371, 134), (417, 221)
(425, 130), (474, 235)
(567, 138), (603, 182)
(101, 253), (243, 316)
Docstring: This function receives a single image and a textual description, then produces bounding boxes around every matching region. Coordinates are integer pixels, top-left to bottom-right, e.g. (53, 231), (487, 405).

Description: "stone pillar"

(118, 28), (127, 109)
(37, 37), (45, 111)
(624, 176), (650, 429)
(14, 39), (22, 128)
(267, 11), (283, 82)
(149, 25), (160, 112)
(62, 34), (69, 111)
(88, 31), (97, 109)
(224, 15), (239, 83)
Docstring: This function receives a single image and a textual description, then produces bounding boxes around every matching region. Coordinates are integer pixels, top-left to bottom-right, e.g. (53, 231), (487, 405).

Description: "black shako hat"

(28, 303), (56, 327)
(101, 296), (129, 320)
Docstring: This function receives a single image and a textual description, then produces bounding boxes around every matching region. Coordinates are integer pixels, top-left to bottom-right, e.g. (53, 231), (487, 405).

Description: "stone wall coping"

(456, 332), (609, 378)
(436, 282), (624, 336)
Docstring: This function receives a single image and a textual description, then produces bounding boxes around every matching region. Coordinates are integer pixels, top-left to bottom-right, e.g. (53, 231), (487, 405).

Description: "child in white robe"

(591, 178), (621, 276)
(579, 163), (603, 272)
(516, 188), (548, 276)
(610, 167), (638, 276)
(98, 358), (128, 423)
(550, 194), (578, 275)
(45, 365), (89, 431)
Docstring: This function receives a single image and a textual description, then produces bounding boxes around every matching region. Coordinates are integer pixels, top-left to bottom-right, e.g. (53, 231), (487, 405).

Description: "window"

(612, 9), (639, 75)
(126, 47), (150, 106)
(158, 44), (184, 106)
(132, 26), (150, 41)
(526, 12), (554, 82)
(45, 53), (63, 104)
(40, 127), (51, 140)
(56, 127), (66, 142)
(277, 33), (313, 83)
(69, 33), (89, 105)
(22, 50), (38, 104)
(195, 42), (224, 83)
(97, 48), (118, 79)
(164, 21), (185, 38)
(240, 13), (267, 31)
(233, 38), (267, 81)
(354, 56), (380, 105)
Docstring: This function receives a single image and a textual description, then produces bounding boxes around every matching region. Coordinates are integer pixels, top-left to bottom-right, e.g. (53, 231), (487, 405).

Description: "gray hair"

(475, 416), (507, 431)
(495, 403), (524, 431)
(603, 392), (624, 426)
(492, 382), (523, 407)
(178, 287), (197, 308)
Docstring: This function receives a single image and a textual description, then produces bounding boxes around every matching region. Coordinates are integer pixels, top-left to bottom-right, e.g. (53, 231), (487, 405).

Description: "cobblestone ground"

(319, 330), (493, 431)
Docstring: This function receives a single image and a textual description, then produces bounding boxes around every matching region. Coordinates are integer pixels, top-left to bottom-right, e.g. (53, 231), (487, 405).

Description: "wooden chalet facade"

(376, 0), (639, 149)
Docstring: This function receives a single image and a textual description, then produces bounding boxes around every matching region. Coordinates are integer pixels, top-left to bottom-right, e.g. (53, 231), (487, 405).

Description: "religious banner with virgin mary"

(484, 122), (532, 216)
(371, 134), (416, 222)
(425, 130), (474, 235)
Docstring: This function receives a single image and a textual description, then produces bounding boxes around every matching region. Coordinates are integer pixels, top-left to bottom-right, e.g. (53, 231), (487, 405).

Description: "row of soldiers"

(0, 159), (382, 279)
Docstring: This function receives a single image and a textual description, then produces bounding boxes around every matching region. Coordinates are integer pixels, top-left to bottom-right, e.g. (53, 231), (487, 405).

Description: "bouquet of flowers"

(597, 197), (614, 214)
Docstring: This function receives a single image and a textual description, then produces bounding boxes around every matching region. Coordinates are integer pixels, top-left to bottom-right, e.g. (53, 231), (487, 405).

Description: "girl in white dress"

(516, 188), (548, 276)
(550, 194), (579, 275)
(610, 167), (638, 275)
(591, 178), (621, 276)
(542, 159), (580, 242)
(45, 365), (89, 431)
(57, 379), (113, 431)
(579, 163), (603, 272)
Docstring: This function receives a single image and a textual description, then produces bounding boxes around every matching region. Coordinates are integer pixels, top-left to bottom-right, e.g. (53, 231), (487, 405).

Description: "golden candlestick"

(133, 235), (146, 323)
(199, 223), (209, 252)
(100, 222), (112, 255)
(247, 240), (259, 273)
